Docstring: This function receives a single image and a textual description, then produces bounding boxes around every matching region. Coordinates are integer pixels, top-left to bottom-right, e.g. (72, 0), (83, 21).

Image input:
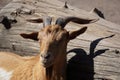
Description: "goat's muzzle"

(40, 52), (53, 67)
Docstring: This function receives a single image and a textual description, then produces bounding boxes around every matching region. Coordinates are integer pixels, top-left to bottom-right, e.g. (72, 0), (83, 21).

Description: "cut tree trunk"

(0, 0), (120, 80)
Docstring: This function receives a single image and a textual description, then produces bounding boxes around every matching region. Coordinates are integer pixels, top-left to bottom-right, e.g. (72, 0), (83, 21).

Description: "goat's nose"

(40, 54), (50, 59)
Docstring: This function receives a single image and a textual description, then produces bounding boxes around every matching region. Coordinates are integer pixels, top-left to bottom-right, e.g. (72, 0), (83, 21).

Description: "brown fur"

(0, 52), (25, 71)
(0, 24), (87, 80)
(0, 52), (66, 80)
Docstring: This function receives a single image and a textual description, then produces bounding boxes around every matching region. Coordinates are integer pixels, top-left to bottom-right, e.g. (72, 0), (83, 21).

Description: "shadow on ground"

(67, 34), (115, 80)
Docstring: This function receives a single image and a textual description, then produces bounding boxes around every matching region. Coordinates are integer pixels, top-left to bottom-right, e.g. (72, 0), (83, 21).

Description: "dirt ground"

(0, 0), (120, 25)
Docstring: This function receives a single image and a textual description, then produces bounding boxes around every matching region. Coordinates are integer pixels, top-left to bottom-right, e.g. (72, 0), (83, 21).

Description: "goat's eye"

(56, 36), (64, 44)
(57, 33), (67, 41)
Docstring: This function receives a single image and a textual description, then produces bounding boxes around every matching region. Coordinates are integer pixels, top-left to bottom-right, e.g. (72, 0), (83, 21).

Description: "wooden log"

(0, 0), (120, 80)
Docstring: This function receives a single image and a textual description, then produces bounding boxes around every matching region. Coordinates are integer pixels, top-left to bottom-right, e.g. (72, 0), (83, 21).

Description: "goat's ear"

(68, 27), (87, 40)
(20, 32), (39, 41)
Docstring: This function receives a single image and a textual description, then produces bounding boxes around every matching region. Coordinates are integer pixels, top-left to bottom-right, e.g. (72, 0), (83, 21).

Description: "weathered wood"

(0, 0), (120, 80)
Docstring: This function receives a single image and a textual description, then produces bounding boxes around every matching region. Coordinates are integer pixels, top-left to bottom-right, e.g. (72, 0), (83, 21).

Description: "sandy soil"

(60, 0), (120, 25)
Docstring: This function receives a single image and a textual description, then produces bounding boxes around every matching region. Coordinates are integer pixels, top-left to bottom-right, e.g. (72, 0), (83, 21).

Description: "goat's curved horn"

(26, 16), (52, 27)
(43, 16), (52, 27)
(56, 17), (99, 28)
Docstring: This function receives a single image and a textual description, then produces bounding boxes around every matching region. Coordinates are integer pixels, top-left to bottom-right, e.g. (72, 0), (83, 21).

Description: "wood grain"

(0, 0), (120, 80)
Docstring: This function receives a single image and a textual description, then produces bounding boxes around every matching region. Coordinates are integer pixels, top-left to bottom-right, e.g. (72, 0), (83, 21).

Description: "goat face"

(38, 25), (69, 67)
(20, 16), (98, 68)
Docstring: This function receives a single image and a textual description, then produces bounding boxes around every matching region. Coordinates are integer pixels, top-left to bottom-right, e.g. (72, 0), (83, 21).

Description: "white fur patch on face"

(0, 68), (13, 80)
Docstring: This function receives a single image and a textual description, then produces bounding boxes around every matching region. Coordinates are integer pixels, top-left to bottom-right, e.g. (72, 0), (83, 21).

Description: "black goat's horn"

(26, 16), (52, 27)
(43, 16), (52, 27)
(56, 16), (99, 28)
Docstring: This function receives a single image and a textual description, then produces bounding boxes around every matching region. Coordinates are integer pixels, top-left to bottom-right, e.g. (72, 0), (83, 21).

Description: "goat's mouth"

(41, 60), (53, 68)
(42, 62), (53, 68)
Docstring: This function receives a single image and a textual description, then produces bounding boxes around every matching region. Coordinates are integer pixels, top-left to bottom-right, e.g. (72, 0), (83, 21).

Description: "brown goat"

(0, 16), (98, 80)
